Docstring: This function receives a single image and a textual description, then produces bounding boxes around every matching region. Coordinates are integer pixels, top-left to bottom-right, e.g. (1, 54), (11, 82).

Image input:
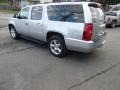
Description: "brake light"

(108, 18), (111, 22)
(83, 23), (93, 41)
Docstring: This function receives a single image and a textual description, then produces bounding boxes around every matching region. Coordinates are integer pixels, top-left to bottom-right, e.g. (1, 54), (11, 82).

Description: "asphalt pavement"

(0, 13), (12, 28)
(0, 13), (120, 90)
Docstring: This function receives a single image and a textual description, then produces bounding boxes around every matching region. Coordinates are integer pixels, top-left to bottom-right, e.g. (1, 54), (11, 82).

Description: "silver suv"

(8, 2), (106, 57)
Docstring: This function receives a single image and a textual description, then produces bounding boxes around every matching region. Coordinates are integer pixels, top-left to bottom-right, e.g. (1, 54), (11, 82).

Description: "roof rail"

(40, 1), (84, 4)
(39, 1), (53, 4)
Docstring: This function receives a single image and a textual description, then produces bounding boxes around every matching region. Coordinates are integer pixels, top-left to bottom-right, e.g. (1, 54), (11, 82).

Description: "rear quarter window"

(47, 5), (84, 23)
(89, 4), (104, 22)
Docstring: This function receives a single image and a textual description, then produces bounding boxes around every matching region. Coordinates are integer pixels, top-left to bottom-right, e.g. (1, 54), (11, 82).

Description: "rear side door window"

(47, 5), (84, 23)
(31, 6), (43, 20)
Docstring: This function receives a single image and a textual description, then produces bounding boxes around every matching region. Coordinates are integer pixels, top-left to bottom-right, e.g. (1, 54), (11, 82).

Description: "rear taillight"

(83, 23), (93, 41)
(108, 18), (111, 22)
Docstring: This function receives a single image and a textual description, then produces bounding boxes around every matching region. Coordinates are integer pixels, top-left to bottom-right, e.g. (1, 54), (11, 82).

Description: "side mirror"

(13, 14), (27, 19)
(13, 14), (21, 19)
(13, 14), (18, 18)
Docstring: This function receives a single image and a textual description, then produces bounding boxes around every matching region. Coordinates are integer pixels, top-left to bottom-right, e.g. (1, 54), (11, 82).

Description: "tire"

(111, 21), (116, 28)
(48, 35), (67, 57)
(105, 24), (109, 28)
(9, 25), (19, 39)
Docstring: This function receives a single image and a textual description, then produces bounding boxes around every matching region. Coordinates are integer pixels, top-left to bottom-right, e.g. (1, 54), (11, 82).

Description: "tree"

(104, 0), (120, 5)
(91, 0), (120, 9)
(8, 0), (20, 10)
(92, 0), (120, 5)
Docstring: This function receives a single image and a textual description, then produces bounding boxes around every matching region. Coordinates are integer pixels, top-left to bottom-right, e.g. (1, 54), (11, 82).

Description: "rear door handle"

(25, 23), (28, 26)
(38, 23), (41, 24)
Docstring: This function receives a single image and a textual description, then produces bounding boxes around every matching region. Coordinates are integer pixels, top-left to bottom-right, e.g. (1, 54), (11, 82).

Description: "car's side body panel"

(9, 2), (107, 53)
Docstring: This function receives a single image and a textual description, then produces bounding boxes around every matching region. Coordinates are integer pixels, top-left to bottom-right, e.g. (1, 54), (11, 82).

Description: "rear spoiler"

(88, 2), (102, 8)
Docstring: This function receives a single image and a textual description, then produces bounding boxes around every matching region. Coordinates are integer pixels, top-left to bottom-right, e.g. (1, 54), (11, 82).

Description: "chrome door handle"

(38, 23), (41, 24)
(25, 23), (28, 26)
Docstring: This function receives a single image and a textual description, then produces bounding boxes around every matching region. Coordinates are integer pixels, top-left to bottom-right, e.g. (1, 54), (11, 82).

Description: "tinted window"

(89, 5), (104, 22)
(19, 7), (30, 19)
(112, 6), (120, 11)
(47, 5), (84, 23)
(31, 6), (43, 20)
(106, 12), (117, 16)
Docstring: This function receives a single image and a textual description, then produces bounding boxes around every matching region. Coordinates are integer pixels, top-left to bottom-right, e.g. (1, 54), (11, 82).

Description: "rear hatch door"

(89, 3), (105, 42)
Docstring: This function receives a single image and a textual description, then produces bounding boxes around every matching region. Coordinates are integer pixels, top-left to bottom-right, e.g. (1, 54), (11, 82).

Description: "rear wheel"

(111, 21), (116, 28)
(48, 35), (67, 57)
(9, 26), (19, 39)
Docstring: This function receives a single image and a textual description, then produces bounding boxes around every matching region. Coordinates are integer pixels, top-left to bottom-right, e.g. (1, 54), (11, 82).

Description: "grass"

(0, 10), (19, 14)
(0, 0), (18, 14)
(0, 0), (8, 3)
(0, 3), (9, 5)
(0, 0), (9, 5)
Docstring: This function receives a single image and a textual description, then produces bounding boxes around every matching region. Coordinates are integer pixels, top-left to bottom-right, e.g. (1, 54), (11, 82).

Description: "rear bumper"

(105, 16), (117, 25)
(65, 32), (107, 53)
(105, 19), (113, 25)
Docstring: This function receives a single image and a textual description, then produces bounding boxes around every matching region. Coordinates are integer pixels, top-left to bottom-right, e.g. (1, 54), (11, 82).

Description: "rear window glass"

(106, 12), (117, 16)
(47, 5), (84, 23)
(31, 6), (43, 20)
(89, 4), (104, 22)
(112, 6), (120, 11)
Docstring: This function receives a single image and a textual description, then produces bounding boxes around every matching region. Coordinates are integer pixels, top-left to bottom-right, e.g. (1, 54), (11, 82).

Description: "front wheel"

(48, 35), (67, 57)
(9, 26), (19, 39)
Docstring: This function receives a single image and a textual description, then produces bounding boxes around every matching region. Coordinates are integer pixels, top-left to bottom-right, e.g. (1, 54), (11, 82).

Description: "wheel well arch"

(46, 31), (64, 41)
(8, 24), (14, 29)
(113, 19), (117, 23)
